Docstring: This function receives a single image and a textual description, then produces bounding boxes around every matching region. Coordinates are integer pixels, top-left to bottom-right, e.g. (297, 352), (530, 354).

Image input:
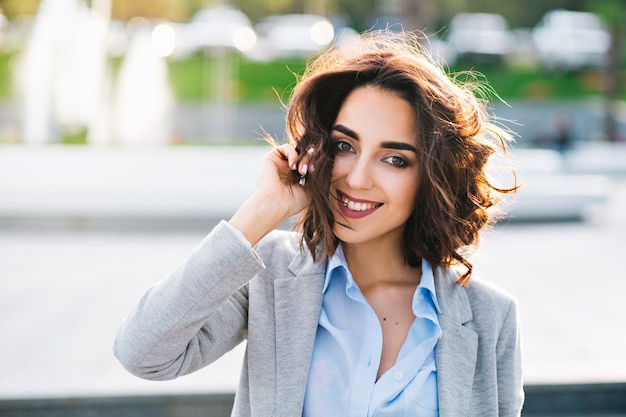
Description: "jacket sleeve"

(113, 220), (265, 380)
(496, 297), (525, 416)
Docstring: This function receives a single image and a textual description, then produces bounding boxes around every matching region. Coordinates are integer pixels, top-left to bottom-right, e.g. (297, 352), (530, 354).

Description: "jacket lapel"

(270, 255), (480, 416)
(434, 267), (479, 417)
(273, 249), (326, 417)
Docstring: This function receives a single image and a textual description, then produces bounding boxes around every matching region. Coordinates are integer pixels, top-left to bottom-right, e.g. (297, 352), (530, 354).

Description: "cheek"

(330, 157), (349, 180)
(393, 175), (420, 206)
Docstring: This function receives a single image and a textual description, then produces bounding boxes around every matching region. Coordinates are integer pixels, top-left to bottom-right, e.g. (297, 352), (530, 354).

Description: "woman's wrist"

(228, 194), (291, 246)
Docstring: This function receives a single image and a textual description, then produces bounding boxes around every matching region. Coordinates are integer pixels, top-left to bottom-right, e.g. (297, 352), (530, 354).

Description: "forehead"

(334, 86), (417, 144)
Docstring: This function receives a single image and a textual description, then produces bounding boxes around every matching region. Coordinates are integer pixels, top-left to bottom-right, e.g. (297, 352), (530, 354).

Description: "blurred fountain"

(113, 18), (174, 145)
(17, 0), (110, 144)
(16, 0), (174, 145)
(204, 47), (236, 141)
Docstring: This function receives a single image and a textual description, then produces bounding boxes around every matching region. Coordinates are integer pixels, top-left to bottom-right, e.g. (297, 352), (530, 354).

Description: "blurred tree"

(0, 0), (203, 21)
(433, 0), (589, 29)
(0, 0), (39, 17)
(111, 0), (190, 21)
(336, 0), (376, 31)
(590, 0), (625, 141)
(401, 0), (437, 33)
(0, 0), (620, 29)
(235, 0), (294, 21)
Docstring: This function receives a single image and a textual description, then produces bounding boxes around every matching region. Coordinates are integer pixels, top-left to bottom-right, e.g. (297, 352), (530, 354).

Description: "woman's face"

(329, 85), (420, 247)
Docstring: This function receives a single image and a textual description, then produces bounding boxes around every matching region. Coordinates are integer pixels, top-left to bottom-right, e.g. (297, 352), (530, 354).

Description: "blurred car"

(446, 13), (515, 65)
(531, 9), (610, 70)
(175, 5), (257, 55)
(252, 14), (334, 60)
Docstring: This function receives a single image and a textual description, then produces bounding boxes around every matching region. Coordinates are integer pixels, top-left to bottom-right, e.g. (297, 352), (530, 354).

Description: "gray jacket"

(114, 221), (524, 416)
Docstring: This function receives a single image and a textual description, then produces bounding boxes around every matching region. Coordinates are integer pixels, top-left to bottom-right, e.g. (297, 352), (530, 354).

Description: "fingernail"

(291, 163), (297, 170)
(301, 164), (308, 175)
(310, 164), (315, 172)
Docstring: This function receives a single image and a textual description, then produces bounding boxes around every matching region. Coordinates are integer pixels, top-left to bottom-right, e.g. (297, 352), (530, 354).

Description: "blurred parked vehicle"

(251, 14), (334, 60)
(531, 9), (610, 70)
(174, 5), (257, 56)
(446, 13), (515, 65)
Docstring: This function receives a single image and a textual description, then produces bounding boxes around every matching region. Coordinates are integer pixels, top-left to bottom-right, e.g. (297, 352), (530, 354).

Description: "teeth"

(342, 198), (378, 211)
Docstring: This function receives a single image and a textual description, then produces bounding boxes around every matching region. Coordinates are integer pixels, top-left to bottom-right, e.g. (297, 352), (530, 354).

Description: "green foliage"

(588, 0), (626, 28)
(165, 54), (625, 103)
(1, 50), (623, 103)
(60, 127), (88, 145)
(166, 54), (205, 100)
(460, 65), (616, 101)
(0, 52), (14, 96)
(0, 0), (624, 30)
(0, 0), (39, 17)
(238, 58), (306, 102)
(111, 0), (192, 22)
(167, 53), (306, 102)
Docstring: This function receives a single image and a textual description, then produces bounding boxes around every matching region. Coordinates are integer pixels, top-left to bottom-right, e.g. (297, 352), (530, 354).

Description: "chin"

(332, 222), (369, 245)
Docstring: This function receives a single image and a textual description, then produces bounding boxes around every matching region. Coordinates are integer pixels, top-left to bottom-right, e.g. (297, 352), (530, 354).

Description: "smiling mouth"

(337, 191), (382, 216)
(341, 197), (380, 211)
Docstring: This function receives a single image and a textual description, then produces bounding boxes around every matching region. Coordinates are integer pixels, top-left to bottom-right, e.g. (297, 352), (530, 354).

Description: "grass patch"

(166, 54), (622, 102)
(167, 53), (306, 102)
(1, 50), (623, 102)
(465, 65), (612, 101)
(0, 53), (17, 97)
(238, 57), (306, 103)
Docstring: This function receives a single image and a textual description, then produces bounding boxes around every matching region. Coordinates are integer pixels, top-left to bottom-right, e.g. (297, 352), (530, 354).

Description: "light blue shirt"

(303, 246), (442, 417)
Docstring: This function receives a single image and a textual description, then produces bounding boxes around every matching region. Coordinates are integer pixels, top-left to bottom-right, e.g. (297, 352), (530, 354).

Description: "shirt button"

(394, 371), (404, 381)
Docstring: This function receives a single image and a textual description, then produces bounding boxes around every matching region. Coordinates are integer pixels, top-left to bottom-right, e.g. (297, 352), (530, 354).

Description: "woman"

(115, 31), (523, 416)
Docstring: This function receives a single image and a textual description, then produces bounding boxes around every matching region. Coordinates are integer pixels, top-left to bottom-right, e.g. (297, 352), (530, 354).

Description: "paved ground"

(1, 147), (625, 400)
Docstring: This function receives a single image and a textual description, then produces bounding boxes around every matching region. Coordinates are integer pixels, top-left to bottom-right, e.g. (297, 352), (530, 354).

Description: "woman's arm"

(496, 298), (525, 416)
(113, 221), (264, 380)
(114, 145), (311, 380)
(229, 144), (311, 246)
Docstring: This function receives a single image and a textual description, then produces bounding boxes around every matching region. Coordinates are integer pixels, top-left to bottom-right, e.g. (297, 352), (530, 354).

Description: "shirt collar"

(322, 245), (348, 294)
(323, 247), (441, 315)
(418, 259), (441, 314)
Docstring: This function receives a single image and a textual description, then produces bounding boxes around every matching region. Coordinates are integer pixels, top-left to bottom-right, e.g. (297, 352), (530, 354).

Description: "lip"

(336, 191), (382, 219)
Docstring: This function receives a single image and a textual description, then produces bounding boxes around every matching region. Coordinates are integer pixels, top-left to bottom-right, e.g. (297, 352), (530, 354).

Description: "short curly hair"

(284, 30), (518, 285)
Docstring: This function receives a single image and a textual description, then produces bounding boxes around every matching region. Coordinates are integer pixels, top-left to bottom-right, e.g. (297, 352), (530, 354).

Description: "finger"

(282, 144), (302, 170)
(297, 147), (315, 176)
(273, 144), (298, 170)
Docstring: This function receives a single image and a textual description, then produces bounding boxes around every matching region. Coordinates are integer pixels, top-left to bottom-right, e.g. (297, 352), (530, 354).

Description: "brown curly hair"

(283, 31), (518, 286)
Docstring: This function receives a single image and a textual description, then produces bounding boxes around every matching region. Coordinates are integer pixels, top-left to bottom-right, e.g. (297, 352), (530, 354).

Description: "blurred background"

(0, 0), (625, 414)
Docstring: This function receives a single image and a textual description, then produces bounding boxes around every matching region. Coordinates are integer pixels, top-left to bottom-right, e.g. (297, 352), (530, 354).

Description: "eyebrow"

(332, 124), (418, 154)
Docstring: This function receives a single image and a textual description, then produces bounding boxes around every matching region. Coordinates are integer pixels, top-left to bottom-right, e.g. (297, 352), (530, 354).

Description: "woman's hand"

(229, 144), (313, 246)
(257, 144), (312, 216)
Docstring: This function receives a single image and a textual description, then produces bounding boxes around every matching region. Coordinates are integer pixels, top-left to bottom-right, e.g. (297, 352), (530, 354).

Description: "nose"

(345, 157), (374, 190)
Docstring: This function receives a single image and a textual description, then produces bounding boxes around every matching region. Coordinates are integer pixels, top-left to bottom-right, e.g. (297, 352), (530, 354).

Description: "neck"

(340, 235), (420, 290)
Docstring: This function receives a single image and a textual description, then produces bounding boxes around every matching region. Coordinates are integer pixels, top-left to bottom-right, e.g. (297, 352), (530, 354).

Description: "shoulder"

(437, 264), (515, 300)
(466, 275), (517, 311)
(435, 265), (518, 325)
